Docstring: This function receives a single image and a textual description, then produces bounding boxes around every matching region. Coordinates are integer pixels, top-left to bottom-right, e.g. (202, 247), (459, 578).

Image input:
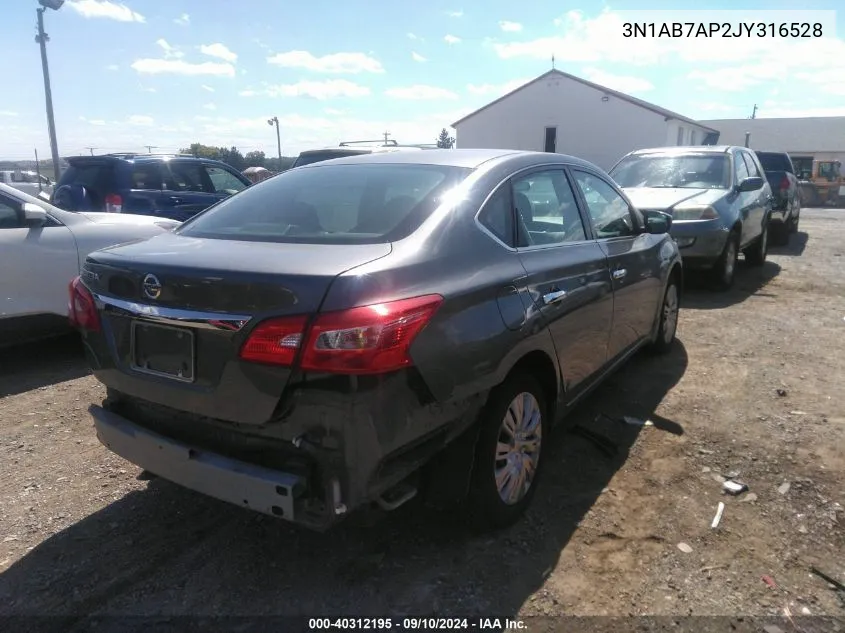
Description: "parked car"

(754, 151), (800, 243)
(0, 183), (179, 347)
(72, 149), (682, 531)
(610, 146), (771, 289)
(0, 169), (54, 197)
(50, 153), (252, 222)
(290, 139), (432, 169)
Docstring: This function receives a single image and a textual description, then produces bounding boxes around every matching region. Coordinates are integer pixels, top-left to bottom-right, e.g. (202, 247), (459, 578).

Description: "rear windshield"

(755, 152), (793, 173)
(177, 163), (472, 244)
(291, 150), (370, 168)
(611, 154), (731, 189)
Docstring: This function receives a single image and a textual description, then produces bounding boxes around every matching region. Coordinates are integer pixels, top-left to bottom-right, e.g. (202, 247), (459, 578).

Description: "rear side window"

(478, 185), (514, 247)
(130, 164), (164, 190)
(166, 162), (208, 193)
(60, 164), (111, 192)
(177, 163), (471, 244)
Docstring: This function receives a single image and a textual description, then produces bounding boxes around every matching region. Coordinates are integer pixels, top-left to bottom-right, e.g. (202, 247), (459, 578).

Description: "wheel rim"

(662, 284), (679, 345)
(495, 392), (542, 506)
(724, 240), (737, 282)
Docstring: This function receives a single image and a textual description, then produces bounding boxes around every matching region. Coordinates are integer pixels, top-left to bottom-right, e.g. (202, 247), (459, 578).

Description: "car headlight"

(671, 205), (720, 221)
(154, 220), (181, 231)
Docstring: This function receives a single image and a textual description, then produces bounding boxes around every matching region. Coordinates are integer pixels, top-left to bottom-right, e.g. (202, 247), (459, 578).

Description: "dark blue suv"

(51, 153), (252, 221)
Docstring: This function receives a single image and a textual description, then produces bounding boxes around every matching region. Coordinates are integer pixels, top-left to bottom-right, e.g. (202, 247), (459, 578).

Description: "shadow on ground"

(768, 230), (808, 257)
(0, 334), (89, 399)
(682, 259), (782, 310)
(0, 343), (688, 630)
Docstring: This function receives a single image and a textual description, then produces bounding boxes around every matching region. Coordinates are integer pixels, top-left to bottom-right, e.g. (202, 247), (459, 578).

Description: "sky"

(2, 0), (844, 160)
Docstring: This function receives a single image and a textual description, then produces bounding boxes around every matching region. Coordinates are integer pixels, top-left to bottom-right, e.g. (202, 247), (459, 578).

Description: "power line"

(84, 146), (97, 156)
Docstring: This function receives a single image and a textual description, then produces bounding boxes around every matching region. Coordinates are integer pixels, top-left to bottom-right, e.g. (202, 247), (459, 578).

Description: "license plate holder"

(130, 321), (195, 383)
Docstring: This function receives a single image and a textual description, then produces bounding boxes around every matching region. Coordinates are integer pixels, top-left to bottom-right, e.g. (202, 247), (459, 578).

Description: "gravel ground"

(1, 209), (843, 631)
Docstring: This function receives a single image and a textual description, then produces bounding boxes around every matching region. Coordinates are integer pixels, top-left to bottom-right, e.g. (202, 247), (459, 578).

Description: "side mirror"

(642, 209), (672, 234)
(22, 202), (48, 227)
(737, 176), (764, 192)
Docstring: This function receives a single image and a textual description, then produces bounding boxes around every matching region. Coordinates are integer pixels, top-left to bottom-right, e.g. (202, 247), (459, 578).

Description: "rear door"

(508, 167), (614, 392)
(121, 162), (167, 216)
(731, 150), (758, 247)
(159, 161), (249, 221)
(570, 169), (664, 361)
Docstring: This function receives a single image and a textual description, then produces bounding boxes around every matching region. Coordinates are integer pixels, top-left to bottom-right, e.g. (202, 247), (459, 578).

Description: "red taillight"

(68, 276), (101, 332)
(779, 175), (790, 191)
(239, 315), (308, 366)
(239, 295), (443, 375)
(104, 193), (123, 213)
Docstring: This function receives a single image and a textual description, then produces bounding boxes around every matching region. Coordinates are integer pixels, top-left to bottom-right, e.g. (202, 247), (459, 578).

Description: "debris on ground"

(677, 542), (693, 554)
(761, 574), (778, 589)
(621, 415), (654, 427)
(741, 493), (759, 503)
(723, 480), (749, 496)
(778, 482), (791, 495)
(711, 502), (725, 529)
(776, 388), (788, 397)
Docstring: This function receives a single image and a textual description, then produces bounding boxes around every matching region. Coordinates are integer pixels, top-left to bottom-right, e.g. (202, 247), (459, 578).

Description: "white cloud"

(200, 43), (237, 63)
(0, 110), (18, 117)
(499, 21), (523, 32)
(407, 33), (422, 41)
(581, 67), (654, 93)
(385, 85), (458, 100)
(466, 77), (531, 96)
(241, 79), (370, 100)
(688, 65), (782, 92)
(201, 84), (215, 92)
(106, 64), (119, 71)
(324, 108), (345, 115)
(444, 34), (461, 44)
(156, 39), (184, 59)
(447, 10), (463, 17)
(267, 50), (384, 74)
(131, 58), (236, 77)
(174, 13), (190, 26)
(67, 0), (145, 23)
(412, 52), (428, 62)
(203, 103), (217, 111)
(139, 85), (157, 93)
(126, 115), (154, 126)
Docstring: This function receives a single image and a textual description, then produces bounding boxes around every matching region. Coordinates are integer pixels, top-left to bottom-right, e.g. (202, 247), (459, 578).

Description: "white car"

(0, 183), (180, 347)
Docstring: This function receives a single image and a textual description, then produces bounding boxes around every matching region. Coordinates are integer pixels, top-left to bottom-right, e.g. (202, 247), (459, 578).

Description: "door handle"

(612, 268), (627, 280)
(543, 289), (567, 305)
(169, 197), (183, 204)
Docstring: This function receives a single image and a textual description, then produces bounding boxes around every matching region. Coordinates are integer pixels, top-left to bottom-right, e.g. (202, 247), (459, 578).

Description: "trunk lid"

(82, 233), (392, 425)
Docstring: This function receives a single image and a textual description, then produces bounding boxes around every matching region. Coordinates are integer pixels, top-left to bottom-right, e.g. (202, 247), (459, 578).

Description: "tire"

(789, 209), (800, 234)
(649, 277), (680, 355)
(712, 230), (740, 290)
(466, 374), (548, 531)
(745, 221), (769, 265)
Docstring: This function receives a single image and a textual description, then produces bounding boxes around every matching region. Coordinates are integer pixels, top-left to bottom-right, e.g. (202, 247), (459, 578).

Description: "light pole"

(268, 116), (281, 168)
(35, 0), (64, 182)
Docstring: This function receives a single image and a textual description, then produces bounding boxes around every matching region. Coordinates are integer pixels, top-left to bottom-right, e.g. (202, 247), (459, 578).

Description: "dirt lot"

(1, 209), (844, 629)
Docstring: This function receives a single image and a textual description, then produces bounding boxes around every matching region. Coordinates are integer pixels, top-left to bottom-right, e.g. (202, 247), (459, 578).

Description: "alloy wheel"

(662, 284), (679, 345)
(495, 392), (542, 505)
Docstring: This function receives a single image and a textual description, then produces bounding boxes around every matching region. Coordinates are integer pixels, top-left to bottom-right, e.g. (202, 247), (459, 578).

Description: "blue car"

(610, 146), (772, 290)
(51, 153), (252, 222)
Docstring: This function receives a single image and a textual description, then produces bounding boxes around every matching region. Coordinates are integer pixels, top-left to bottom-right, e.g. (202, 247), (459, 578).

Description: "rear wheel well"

(669, 263), (683, 300)
(505, 351), (559, 421)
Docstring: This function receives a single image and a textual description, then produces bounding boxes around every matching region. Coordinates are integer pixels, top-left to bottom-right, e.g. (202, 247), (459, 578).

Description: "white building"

(699, 117), (845, 174)
(452, 69), (717, 172)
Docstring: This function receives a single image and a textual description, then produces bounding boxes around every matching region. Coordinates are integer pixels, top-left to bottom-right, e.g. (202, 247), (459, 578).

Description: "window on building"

(544, 127), (557, 153)
(677, 126), (685, 145)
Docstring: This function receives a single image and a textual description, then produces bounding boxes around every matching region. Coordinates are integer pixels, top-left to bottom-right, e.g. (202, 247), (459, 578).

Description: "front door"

(570, 169), (664, 361)
(159, 161), (249, 221)
(509, 167), (614, 392)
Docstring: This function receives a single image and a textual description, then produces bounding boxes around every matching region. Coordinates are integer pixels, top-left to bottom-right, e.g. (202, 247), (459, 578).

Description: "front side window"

(572, 170), (636, 239)
(610, 154), (731, 190)
(740, 152), (761, 178)
(0, 199), (20, 228)
(734, 151), (750, 185)
(512, 170), (587, 246)
(177, 163), (470, 244)
(205, 166), (248, 195)
(166, 162), (208, 193)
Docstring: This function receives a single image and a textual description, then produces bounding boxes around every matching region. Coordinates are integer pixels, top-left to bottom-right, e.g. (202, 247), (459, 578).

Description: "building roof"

(699, 117), (845, 153)
(452, 69), (718, 132)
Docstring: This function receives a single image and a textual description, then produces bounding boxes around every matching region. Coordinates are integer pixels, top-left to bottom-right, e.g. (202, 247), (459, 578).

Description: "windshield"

(177, 163), (471, 244)
(291, 150), (370, 168)
(611, 154), (731, 189)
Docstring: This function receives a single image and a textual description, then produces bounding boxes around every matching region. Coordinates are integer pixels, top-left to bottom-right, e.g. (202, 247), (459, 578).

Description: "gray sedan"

(72, 149), (682, 531)
(610, 146), (772, 289)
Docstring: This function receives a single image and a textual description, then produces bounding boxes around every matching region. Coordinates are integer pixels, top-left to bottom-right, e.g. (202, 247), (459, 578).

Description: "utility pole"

(268, 116), (281, 167)
(751, 104), (758, 119)
(34, 148), (43, 192)
(85, 146), (97, 156)
(383, 130), (391, 144)
(144, 145), (157, 153)
(35, 2), (64, 183)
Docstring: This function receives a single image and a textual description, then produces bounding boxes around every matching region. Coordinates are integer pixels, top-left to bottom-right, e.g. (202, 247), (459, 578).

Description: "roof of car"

(65, 153), (226, 164)
(295, 148), (604, 170)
